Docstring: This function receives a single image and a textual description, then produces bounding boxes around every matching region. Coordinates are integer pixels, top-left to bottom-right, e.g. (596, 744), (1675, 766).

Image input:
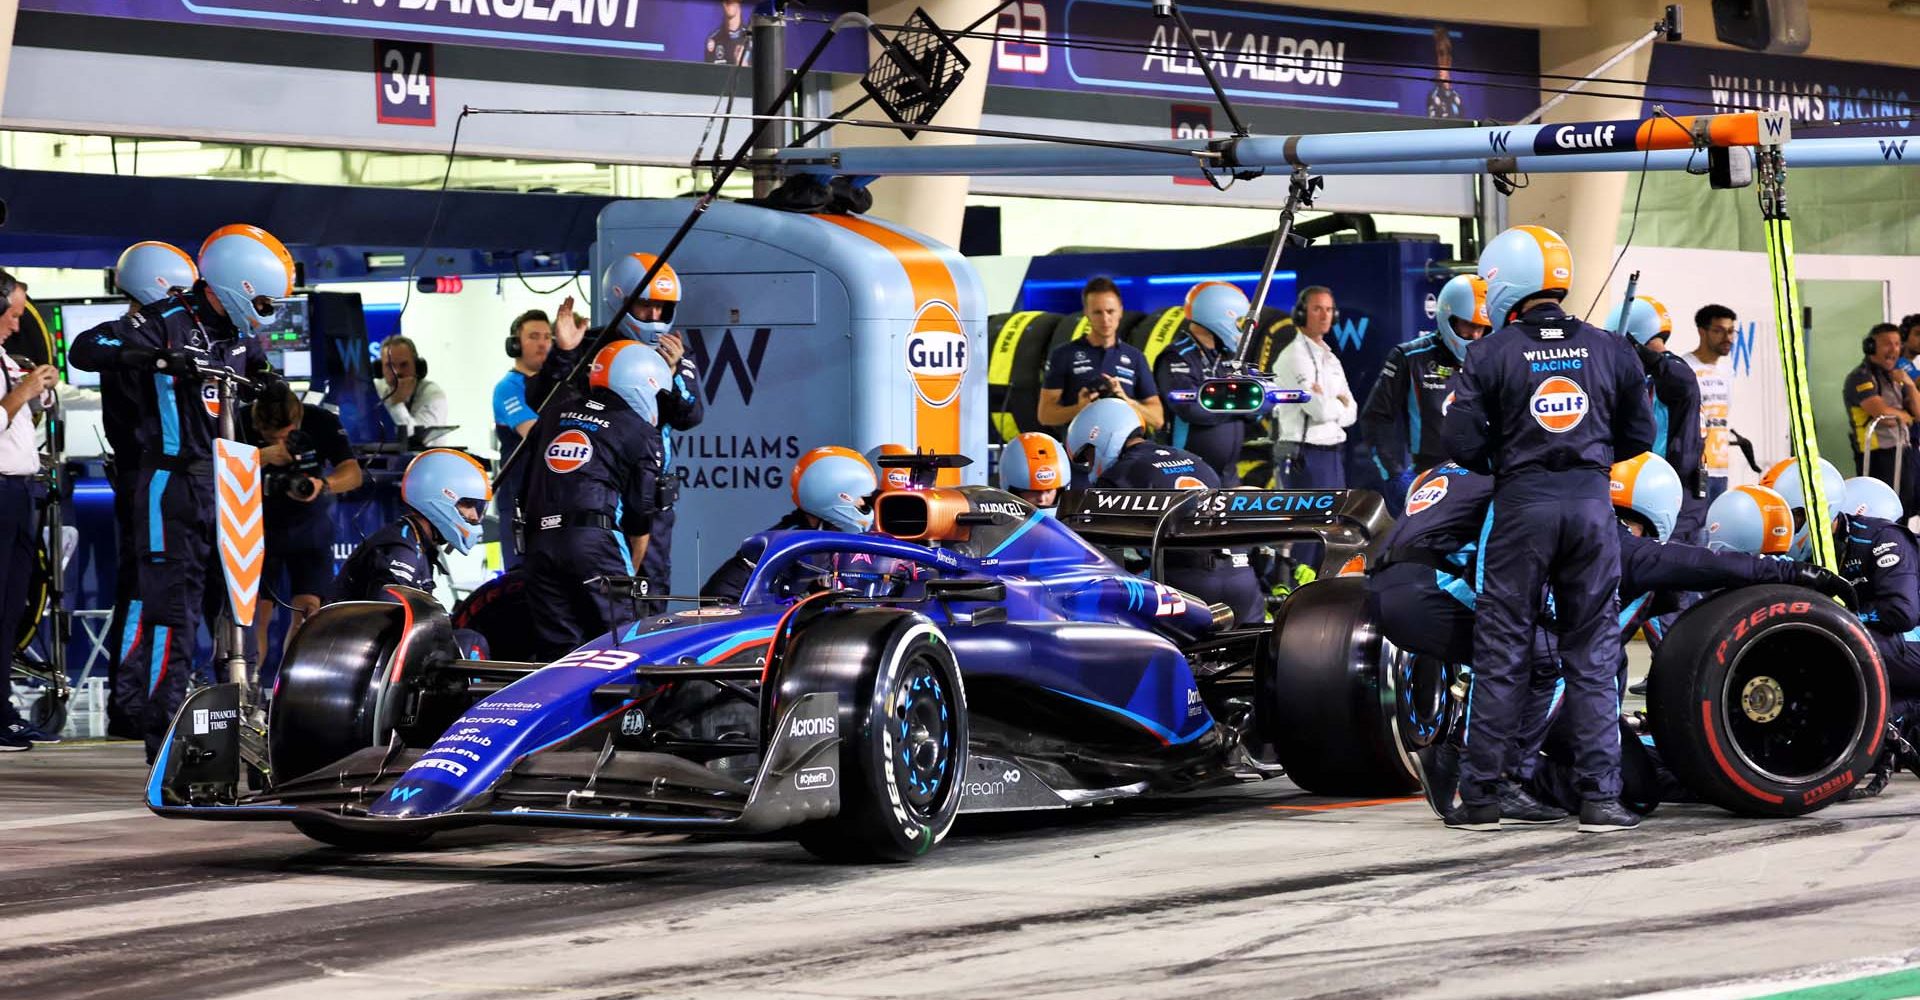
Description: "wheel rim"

(1394, 651), (1454, 752)
(892, 653), (955, 815)
(1722, 623), (1866, 784)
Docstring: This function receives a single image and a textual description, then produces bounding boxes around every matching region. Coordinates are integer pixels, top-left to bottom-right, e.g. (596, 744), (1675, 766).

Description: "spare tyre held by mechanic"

(1069, 397), (1264, 626)
(700, 446), (897, 605)
(519, 341), (669, 659)
(1519, 457), (1852, 814)
(1440, 224), (1656, 833)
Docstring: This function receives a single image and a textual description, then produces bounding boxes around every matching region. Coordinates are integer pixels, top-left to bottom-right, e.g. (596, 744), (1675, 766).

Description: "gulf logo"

(1405, 475), (1449, 515)
(1173, 475), (1208, 490)
(906, 309), (967, 408)
(883, 467), (913, 490)
(201, 381), (222, 418)
(1441, 390), (1455, 416)
(545, 429), (594, 474)
(1529, 376), (1588, 433)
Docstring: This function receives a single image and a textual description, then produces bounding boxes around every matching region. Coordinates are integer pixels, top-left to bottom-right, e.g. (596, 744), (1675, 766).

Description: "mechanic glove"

(1787, 563), (1859, 608)
(151, 348), (204, 378)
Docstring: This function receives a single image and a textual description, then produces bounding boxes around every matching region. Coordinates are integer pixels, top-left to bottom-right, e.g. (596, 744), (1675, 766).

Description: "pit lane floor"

(7, 739), (1920, 1000)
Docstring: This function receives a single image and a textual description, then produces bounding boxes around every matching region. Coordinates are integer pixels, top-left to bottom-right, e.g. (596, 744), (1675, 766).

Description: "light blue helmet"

(602, 252), (680, 345)
(1067, 397), (1143, 479)
(1476, 224), (1572, 324)
(792, 446), (878, 533)
(1841, 475), (1904, 523)
(1765, 457), (1847, 559)
(198, 224), (295, 332)
(115, 241), (198, 306)
(1706, 484), (1794, 555)
(1434, 274), (1490, 359)
(1610, 452), (1683, 542)
(1601, 294), (1675, 346)
(1184, 281), (1250, 353)
(588, 340), (670, 425)
(999, 431), (1070, 494)
(400, 449), (492, 555)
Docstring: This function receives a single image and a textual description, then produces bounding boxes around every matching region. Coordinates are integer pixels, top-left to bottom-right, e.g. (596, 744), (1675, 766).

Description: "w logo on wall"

(685, 328), (772, 406)
(1331, 316), (1371, 352)
(1731, 321), (1759, 377)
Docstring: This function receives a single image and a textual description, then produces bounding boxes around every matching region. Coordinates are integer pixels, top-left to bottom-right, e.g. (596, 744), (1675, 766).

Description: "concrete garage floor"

(7, 734), (1920, 1000)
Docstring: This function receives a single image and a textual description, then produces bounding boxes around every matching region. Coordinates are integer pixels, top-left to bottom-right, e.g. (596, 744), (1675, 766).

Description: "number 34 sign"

(375, 41), (435, 127)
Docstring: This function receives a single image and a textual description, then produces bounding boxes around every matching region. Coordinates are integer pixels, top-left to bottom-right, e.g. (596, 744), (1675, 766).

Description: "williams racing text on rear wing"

(1056, 488), (1391, 554)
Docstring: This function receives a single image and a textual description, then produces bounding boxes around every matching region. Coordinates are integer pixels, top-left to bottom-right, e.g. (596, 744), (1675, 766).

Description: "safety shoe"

(1411, 742), (1461, 819)
(0, 725), (32, 753)
(1442, 801), (1500, 832)
(1495, 780), (1570, 825)
(1578, 799), (1643, 833)
(1627, 676), (1649, 697)
(18, 725), (61, 745)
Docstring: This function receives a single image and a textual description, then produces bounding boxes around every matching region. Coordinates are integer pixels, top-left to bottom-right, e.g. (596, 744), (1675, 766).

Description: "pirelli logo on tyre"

(1530, 376), (1588, 433)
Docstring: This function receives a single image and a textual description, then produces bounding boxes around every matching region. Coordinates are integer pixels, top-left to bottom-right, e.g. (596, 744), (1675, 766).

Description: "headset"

(381, 335), (429, 379)
(1290, 285), (1339, 328)
(1864, 335), (1878, 357)
(506, 331), (522, 359)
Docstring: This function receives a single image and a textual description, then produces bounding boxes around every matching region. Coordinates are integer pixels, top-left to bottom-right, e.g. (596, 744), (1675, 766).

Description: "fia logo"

(685, 328), (772, 406)
(1730, 321), (1758, 377)
(1331, 316), (1370, 352)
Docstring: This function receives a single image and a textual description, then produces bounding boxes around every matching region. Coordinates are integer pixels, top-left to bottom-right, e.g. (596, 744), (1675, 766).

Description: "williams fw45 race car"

(145, 481), (1451, 861)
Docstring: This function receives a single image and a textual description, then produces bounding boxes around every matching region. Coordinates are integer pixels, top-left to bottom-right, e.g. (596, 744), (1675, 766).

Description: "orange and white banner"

(215, 439), (264, 627)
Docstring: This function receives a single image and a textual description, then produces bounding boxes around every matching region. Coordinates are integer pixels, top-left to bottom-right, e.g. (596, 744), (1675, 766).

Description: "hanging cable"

(398, 108), (469, 323)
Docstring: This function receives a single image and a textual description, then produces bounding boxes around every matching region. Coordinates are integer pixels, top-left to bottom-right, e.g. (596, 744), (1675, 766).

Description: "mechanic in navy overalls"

(69, 225), (287, 761)
(1359, 274), (1491, 514)
(520, 340), (670, 658)
(1439, 224), (1655, 833)
(701, 446), (883, 604)
(335, 449), (492, 604)
(1154, 282), (1258, 486)
(527, 252), (703, 616)
(100, 241), (200, 739)
(1035, 277), (1162, 442)
(1069, 398), (1264, 626)
(1605, 294), (1705, 544)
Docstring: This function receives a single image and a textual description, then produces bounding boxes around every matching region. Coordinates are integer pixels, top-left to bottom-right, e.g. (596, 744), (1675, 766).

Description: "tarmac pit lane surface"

(7, 742), (1920, 1000)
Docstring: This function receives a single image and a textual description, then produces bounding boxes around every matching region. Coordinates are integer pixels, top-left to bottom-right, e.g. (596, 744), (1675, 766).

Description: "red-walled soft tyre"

(1648, 585), (1887, 817)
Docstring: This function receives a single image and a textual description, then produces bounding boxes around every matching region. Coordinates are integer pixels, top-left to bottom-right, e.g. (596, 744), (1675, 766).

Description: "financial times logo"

(1731, 321), (1758, 377)
(1331, 317), (1370, 352)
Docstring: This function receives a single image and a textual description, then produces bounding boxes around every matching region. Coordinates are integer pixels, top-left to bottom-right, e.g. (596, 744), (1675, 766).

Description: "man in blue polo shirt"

(1036, 277), (1163, 437)
(491, 308), (554, 570)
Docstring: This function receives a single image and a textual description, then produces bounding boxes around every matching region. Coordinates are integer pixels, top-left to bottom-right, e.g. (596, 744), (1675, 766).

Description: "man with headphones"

(491, 309), (555, 570)
(1271, 285), (1357, 488)
(375, 335), (450, 445)
(1846, 323), (1920, 517)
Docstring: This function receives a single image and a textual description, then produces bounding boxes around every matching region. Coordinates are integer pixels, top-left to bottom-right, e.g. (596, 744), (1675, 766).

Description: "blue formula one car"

(146, 481), (1444, 861)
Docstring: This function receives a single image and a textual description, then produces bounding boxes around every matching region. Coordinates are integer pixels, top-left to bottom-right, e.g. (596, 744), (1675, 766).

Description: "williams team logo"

(1529, 376), (1588, 433)
(1405, 475), (1449, 515)
(544, 429), (594, 474)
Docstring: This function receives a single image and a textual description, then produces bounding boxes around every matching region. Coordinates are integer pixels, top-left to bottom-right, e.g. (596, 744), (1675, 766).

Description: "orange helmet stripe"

(1515, 225), (1572, 296)
(791, 446), (869, 506)
(200, 223), (296, 296)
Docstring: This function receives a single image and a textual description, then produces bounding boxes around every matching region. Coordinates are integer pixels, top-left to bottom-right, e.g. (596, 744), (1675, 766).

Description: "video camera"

(264, 467), (320, 502)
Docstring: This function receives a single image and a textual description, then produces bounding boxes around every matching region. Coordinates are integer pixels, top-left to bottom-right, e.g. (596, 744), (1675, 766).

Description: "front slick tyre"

(1648, 584), (1887, 817)
(786, 611), (968, 863)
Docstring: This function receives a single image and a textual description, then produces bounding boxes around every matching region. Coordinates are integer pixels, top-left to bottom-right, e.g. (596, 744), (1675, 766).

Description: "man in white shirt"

(374, 336), (451, 445)
(1680, 304), (1737, 544)
(1271, 286), (1357, 488)
(0, 271), (60, 750)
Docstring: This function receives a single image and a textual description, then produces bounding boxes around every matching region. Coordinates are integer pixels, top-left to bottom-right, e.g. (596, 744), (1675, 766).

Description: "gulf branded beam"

(779, 111), (1789, 177)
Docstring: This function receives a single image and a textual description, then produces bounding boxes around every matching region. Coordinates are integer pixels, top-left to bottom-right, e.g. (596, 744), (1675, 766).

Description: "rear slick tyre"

(1263, 577), (1425, 796)
(1647, 584), (1886, 817)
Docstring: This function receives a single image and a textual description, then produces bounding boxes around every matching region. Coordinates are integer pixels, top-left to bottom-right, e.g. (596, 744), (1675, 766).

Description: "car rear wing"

(1054, 488), (1392, 575)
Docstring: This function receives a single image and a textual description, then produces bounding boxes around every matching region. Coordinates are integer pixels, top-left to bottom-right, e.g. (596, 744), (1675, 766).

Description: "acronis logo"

(1331, 317), (1370, 352)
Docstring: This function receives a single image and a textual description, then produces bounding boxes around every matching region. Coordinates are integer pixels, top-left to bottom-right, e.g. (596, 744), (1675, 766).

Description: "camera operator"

(245, 381), (362, 667)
